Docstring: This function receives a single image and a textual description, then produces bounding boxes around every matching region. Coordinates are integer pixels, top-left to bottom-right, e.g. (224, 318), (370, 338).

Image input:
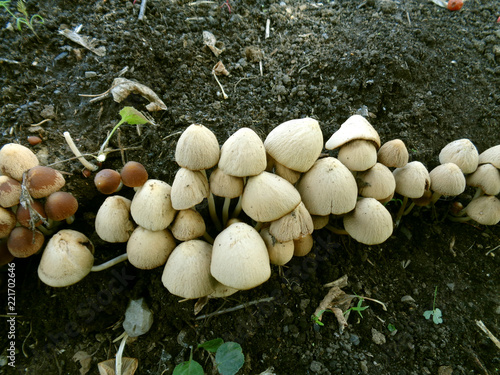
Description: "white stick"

(115, 332), (128, 375)
(91, 253), (128, 272)
(63, 131), (99, 171)
(138, 0), (147, 20)
(265, 19), (270, 39)
(213, 72), (228, 99)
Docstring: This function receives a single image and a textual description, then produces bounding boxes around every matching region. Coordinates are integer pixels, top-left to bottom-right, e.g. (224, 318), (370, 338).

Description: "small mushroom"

(466, 163), (500, 196)
(120, 161), (148, 188)
(175, 124), (220, 170)
(0, 143), (39, 181)
(269, 201), (313, 242)
(44, 191), (78, 223)
(325, 115), (381, 150)
(429, 163), (466, 204)
(377, 139), (409, 168)
(38, 229), (94, 287)
(7, 227), (44, 258)
(337, 139), (378, 172)
(127, 226), (176, 269)
(439, 139), (479, 174)
(16, 200), (47, 228)
(26, 165), (66, 199)
(95, 196), (135, 243)
(170, 209), (206, 241)
(0, 176), (22, 208)
(478, 145), (500, 168)
(293, 233), (314, 257)
(0, 207), (17, 238)
(357, 163), (396, 203)
(94, 169), (123, 195)
(170, 168), (209, 210)
(260, 227), (294, 266)
(208, 168), (244, 227)
(464, 195), (500, 225)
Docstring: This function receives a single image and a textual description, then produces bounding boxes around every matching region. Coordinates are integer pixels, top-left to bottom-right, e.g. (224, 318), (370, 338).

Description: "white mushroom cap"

(439, 139), (479, 174)
(260, 227), (294, 266)
(325, 115), (381, 150)
(478, 145), (500, 168)
(218, 128), (267, 177)
(209, 282), (239, 298)
(209, 168), (244, 198)
(38, 229), (94, 287)
(357, 163), (396, 201)
(466, 163), (500, 196)
(241, 171), (301, 222)
(0, 143), (39, 181)
(311, 215), (329, 230)
(393, 161), (430, 198)
(269, 201), (313, 242)
(343, 198), (393, 245)
(465, 195), (500, 225)
(211, 222), (271, 290)
(429, 163), (466, 197)
(296, 157), (358, 216)
(171, 168), (209, 210)
(273, 161), (302, 185)
(264, 117), (323, 173)
(95, 196), (135, 243)
(162, 240), (217, 299)
(293, 233), (314, 257)
(170, 208), (206, 241)
(377, 139), (408, 168)
(127, 226), (176, 269)
(131, 179), (177, 231)
(337, 139), (378, 171)
(175, 124), (220, 170)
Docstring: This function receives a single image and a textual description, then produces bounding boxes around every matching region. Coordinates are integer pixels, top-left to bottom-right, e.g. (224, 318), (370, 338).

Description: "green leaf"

(423, 310), (433, 320)
(198, 338), (224, 353)
(387, 323), (396, 332)
(119, 106), (149, 125)
(432, 308), (443, 324)
(173, 360), (204, 375)
(215, 342), (244, 375)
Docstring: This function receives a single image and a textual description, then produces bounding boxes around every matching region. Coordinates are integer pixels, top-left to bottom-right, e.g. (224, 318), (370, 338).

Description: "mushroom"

(356, 163), (396, 203)
(127, 226), (176, 269)
(16, 200), (46, 228)
(377, 139), (409, 168)
(170, 208), (207, 242)
(0, 240), (14, 266)
(211, 222), (271, 290)
(120, 161), (148, 188)
(260, 227), (294, 266)
(130, 179), (177, 231)
(95, 196), (135, 243)
(162, 240), (217, 299)
(7, 227), (44, 258)
(25, 165), (66, 199)
(429, 163), (466, 204)
(0, 176), (22, 208)
(98, 358), (138, 375)
(208, 167), (244, 227)
(170, 168), (209, 210)
(94, 169), (123, 194)
(439, 139), (479, 174)
(478, 144), (500, 168)
(264, 117), (323, 173)
(273, 161), (302, 185)
(293, 233), (314, 257)
(464, 195), (500, 225)
(241, 171), (301, 222)
(466, 163), (500, 197)
(296, 157), (358, 216)
(311, 215), (330, 230)
(343, 198), (393, 245)
(175, 124), (220, 170)
(218, 127), (267, 177)
(0, 207), (17, 238)
(337, 139), (378, 172)
(0, 143), (39, 181)
(44, 191), (78, 223)
(38, 229), (94, 287)
(269, 201), (314, 242)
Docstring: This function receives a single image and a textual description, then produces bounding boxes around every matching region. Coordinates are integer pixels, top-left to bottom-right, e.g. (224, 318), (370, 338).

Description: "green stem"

(97, 119), (125, 161)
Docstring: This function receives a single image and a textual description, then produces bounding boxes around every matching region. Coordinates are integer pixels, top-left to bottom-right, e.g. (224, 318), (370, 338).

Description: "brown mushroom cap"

(325, 115), (381, 150)
(429, 163), (466, 197)
(120, 161), (148, 188)
(16, 200), (47, 227)
(0, 176), (22, 208)
(94, 169), (122, 194)
(0, 143), (39, 181)
(26, 166), (66, 199)
(175, 124), (220, 170)
(264, 117), (323, 173)
(127, 226), (176, 269)
(343, 197), (393, 245)
(45, 191), (79, 221)
(377, 139), (409, 168)
(439, 139), (479, 174)
(7, 227), (44, 258)
(37, 229), (94, 287)
(0, 207), (17, 238)
(0, 240), (15, 266)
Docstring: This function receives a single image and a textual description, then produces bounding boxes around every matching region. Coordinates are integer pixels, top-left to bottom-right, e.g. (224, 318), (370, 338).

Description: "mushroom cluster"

(0, 143), (79, 265)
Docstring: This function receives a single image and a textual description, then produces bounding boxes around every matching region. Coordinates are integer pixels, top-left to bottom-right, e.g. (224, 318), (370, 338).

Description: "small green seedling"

(173, 338), (244, 375)
(311, 309), (329, 326)
(97, 106), (150, 162)
(423, 286), (443, 324)
(0, 0), (44, 36)
(387, 323), (397, 332)
(344, 296), (369, 318)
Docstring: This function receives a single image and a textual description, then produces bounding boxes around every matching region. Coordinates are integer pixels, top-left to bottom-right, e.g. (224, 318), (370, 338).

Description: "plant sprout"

(423, 286), (443, 324)
(0, 0), (44, 36)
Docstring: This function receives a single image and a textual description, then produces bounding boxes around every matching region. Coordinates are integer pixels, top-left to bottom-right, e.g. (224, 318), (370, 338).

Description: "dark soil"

(1, 0), (499, 374)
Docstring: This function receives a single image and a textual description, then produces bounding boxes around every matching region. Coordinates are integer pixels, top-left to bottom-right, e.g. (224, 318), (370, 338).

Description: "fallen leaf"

(73, 351), (92, 375)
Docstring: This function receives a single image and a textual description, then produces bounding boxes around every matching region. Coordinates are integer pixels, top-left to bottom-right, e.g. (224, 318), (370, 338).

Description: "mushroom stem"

(63, 131), (99, 171)
(394, 196), (408, 227)
(97, 119), (127, 162)
(254, 221), (263, 232)
(324, 224), (348, 236)
(222, 197), (231, 227)
(203, 231), (214, 244)
(208, 192), (222, 231)
(429, 191), (442, 206)
(447, 215), (471, 223)
(472, 187), (484, 201)
(231, 195), (243, 219)
(115, 332), (128, 375)
(91, 253), (128, 272)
